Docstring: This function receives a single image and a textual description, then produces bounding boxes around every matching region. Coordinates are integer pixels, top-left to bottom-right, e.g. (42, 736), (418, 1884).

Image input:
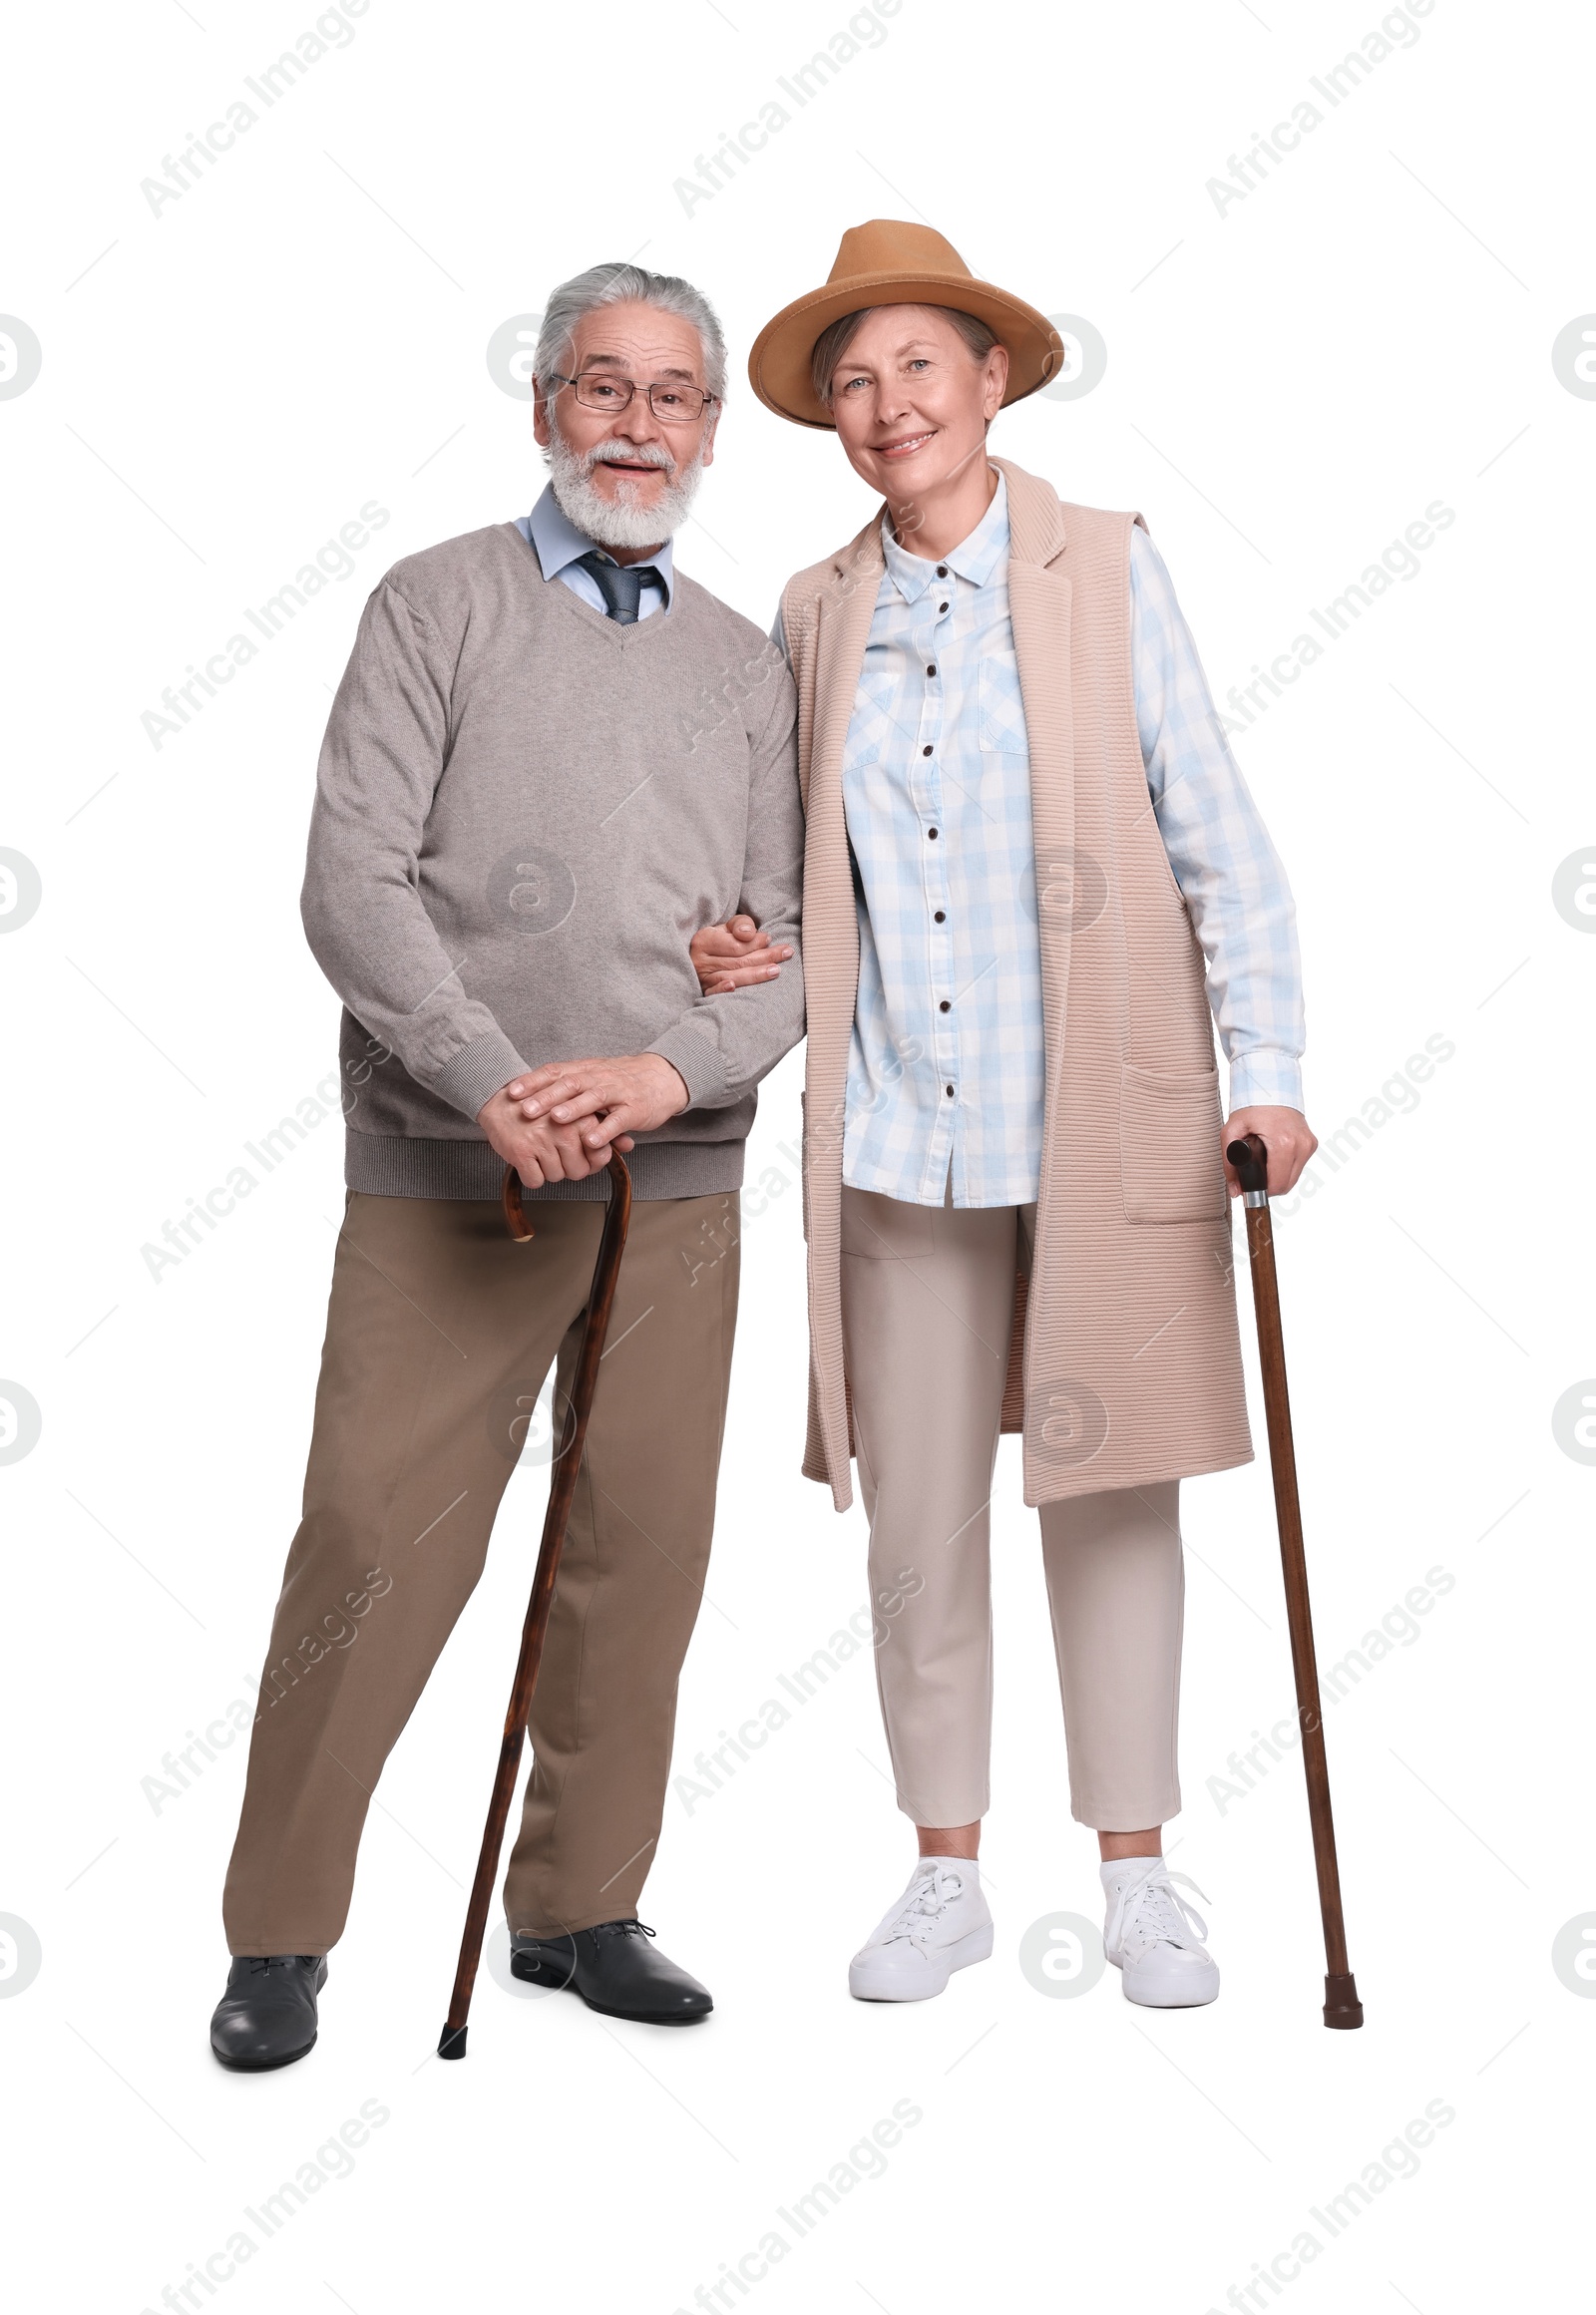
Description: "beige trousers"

(223, 1187), (739, 1954)
(840, 1185), (1185, 1831)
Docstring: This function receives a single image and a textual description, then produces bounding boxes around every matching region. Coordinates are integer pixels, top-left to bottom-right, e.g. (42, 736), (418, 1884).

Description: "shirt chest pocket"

(843, 669), (899, 772)
(979, 652), (1028, 757)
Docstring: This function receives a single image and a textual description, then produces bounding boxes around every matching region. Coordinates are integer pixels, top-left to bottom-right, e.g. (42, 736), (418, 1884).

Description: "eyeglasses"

(551, 372), (717, 424)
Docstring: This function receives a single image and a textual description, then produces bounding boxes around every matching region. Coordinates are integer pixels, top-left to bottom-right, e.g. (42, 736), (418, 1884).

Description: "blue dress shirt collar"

(524, 481), (675, 609)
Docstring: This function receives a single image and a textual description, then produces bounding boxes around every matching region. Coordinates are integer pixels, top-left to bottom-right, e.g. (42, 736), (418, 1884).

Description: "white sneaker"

(1101, 1858), (1221, 2008)
(849, 1859), (995, 2002)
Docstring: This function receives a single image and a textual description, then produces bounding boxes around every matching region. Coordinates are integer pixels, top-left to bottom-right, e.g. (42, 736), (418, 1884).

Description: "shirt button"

(928, 827), (939, 840)
(926, 663), (937, 677)
(934, 910), (946, 923)
(945, 1084), (955, 1098)
(938, 600), (950, 613)
(936, 566), (949, 578)
(922, 744), (933, 757)
(939, 999), (951, 1012)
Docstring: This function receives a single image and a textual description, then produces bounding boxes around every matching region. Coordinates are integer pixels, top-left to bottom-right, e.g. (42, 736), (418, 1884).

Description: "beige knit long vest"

(781, 457), (1253, 1511)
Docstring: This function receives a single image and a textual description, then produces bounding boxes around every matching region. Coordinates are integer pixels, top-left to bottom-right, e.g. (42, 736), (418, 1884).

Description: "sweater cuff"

(431, 1029), (531, 1123)
(1227, 1049), (1304, 1114)
(648, 1020), (728, 1111)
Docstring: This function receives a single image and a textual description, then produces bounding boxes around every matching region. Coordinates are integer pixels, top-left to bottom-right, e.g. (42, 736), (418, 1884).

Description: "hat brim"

(747, 270), (1065, 430)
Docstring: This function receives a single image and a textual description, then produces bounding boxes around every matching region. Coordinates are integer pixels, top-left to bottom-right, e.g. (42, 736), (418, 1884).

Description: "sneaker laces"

(1107, 1866), (1211, 1960)
(882, 1865), (966, 1949)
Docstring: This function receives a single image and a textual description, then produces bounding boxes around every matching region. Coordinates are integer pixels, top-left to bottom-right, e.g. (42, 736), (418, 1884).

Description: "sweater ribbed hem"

(343, 1130), (746, 1201)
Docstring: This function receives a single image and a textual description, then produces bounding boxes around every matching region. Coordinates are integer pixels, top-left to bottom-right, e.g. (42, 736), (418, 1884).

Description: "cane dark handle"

(1226, 1131), (1270, 1199)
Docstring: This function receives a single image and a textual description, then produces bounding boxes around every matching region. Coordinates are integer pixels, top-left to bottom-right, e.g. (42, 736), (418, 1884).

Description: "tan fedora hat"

(747, 218), (1064, 431)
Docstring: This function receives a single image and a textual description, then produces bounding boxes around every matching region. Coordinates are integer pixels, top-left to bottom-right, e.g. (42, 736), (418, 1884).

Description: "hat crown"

(749, 217), (1062, 429)
(827, 218), (972, 286)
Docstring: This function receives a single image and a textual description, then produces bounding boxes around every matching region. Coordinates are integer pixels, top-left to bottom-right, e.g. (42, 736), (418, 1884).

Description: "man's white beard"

(546, 426), (705, 551)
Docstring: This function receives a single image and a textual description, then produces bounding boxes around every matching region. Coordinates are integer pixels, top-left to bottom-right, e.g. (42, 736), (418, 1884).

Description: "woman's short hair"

(809, 304), (1000, 408)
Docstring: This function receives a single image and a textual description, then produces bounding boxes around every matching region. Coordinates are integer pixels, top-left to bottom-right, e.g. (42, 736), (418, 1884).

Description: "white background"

(2, 1), (1591, 2308)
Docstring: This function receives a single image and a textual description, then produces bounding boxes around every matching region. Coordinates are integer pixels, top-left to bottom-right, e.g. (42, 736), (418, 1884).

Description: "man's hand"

(477, 1082), (612, 1189)
(506, 1052), (690, 1152)
(1222, 1105), (1317, 1199)
(689, 914), (793, 994)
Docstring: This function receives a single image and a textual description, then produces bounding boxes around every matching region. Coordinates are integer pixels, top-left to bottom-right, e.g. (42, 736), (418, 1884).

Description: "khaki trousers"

(840, 1185), (1185, 1831)
(223, 1187), (739, 1954)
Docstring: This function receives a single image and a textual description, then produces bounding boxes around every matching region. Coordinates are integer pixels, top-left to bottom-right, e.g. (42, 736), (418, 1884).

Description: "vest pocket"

(1119, 1062), (1227, 1223)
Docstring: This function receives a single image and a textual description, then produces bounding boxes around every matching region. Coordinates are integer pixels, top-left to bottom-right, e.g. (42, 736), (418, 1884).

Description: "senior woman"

(692, 221), (1316, 2008)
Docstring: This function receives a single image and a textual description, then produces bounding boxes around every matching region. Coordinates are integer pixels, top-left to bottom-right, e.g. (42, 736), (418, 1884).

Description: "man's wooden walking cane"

(1227, 1132), (1364, 2031)
(438, 1150), (632, 2059)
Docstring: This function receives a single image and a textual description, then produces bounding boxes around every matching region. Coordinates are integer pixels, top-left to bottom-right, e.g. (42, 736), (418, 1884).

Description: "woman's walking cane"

(438, 1150), (632, 2059)
(1227, 1132), (1364, 2031)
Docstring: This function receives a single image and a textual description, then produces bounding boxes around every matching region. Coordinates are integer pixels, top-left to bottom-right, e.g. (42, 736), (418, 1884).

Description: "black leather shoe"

(210, 1955), (327, 2071)
(510, 1920), (711, 2024)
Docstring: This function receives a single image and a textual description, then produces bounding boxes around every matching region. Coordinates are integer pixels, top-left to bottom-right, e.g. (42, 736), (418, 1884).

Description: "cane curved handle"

(502, 1168), (536, 1243)
(502, 1151), (632, 1244)
(1226, 1131), (1270, 1202)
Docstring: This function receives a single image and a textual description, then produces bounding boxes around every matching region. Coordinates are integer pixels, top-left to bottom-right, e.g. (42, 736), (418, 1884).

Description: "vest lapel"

(998, 462), (1076, 1178)
(813, 522), (886, 780)
(804, 520), (885, 1101)
(800, 516), (885, 1505)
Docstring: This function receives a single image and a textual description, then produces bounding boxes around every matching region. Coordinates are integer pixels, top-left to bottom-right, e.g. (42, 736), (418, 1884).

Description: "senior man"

(210, 262), (802, 2068)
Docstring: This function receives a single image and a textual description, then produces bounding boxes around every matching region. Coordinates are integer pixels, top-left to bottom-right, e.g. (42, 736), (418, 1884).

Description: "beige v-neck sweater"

(302, 521), (805, 1200)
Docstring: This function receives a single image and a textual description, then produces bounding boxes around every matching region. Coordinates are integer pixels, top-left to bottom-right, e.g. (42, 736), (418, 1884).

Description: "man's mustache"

(579, 439), (676, 477)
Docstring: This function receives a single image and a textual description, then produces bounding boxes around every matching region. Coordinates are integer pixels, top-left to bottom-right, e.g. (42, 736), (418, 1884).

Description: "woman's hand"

(1221, 1106), (1318, 1198)
(689, 914), (793, 994)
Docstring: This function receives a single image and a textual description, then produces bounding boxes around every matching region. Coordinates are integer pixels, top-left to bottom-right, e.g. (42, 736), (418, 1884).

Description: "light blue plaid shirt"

(781, 473), (1304, 1209)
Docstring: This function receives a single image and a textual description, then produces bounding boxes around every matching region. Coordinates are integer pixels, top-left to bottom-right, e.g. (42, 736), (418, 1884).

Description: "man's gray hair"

(534, 262), (728, 403)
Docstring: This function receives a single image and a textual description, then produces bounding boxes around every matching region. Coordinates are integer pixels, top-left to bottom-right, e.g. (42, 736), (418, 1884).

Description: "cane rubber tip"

(1323, 1973), (1364, 2030)
(437, 2022), (468, 2059)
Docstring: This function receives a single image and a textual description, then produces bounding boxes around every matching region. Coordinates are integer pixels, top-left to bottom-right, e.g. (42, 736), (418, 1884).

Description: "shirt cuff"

(431, 1029), (531, 1123)
(1227, 1049), (1304, 1113)
(648, 1021), (727, 1111)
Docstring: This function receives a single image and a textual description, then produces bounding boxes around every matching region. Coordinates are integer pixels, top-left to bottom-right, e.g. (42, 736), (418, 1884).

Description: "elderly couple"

(210, 221), (1315, 2067)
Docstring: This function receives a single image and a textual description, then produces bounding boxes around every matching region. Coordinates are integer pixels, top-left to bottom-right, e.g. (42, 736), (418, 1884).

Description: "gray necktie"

(576, 552), (661, 625)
